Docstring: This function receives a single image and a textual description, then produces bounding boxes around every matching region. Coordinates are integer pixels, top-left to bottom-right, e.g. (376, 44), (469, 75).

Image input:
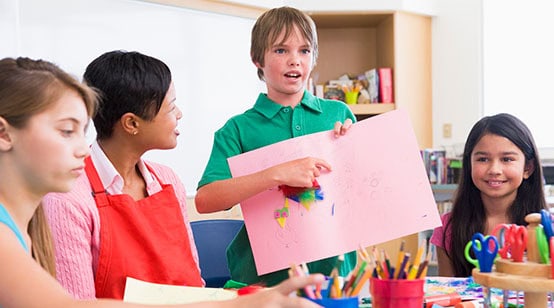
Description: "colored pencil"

(408, 243), (426, 279)
(394, 240), (406, 279)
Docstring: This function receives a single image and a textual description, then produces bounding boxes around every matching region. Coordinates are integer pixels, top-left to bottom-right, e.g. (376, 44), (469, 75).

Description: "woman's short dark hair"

(84, 50), (172, 140)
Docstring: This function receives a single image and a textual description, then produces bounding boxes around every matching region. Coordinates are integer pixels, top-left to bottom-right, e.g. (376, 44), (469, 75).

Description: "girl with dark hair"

(430, 113), (548, 276)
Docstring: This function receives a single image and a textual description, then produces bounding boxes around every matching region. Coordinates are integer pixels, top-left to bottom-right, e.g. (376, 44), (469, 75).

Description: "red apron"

(85, 157), (203, 299)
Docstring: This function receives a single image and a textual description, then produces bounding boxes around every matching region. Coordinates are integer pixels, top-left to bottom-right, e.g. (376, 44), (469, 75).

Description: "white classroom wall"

(1, 0), (265, 196)
(431, 0), (483, 154)
(0, 0), (20, 56)
(483, 0), (554, 158)
(433, 0), (554, 160)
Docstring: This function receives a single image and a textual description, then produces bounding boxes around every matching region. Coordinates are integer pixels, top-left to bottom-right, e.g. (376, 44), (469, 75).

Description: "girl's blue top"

(0, 203), (29, 251)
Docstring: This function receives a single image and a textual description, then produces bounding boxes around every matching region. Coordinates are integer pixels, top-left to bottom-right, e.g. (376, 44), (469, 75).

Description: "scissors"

(536, 224), (550, 264)
(464, 233), (499, 272)
(541, 209), (554, 241)
(491, 224), (527, 262)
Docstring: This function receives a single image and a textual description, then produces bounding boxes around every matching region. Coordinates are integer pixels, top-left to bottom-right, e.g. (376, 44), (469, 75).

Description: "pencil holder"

(369, 278), (424, 308)
(344, 91), (359, 105)
(307, 296), (359, 308)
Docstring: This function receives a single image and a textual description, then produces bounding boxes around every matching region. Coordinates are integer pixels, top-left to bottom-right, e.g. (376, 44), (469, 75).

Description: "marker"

(424, 293), (462, 307)
(454, 300), (481, 308)
(237, 285), (264, 296)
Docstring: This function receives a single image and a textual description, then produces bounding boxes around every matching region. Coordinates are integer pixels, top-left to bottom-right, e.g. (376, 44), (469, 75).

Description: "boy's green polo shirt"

(198, 90), (357, 287)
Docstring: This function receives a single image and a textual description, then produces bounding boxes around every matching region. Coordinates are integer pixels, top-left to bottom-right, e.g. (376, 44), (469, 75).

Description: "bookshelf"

(432, 184), (458, 203)
(420, 184), (457, 273)
(309, 11), (432, 147)
(347, 103), (395, 117)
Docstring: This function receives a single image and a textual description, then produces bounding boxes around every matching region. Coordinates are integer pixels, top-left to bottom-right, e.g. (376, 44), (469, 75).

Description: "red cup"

(369, 278), (424, 308)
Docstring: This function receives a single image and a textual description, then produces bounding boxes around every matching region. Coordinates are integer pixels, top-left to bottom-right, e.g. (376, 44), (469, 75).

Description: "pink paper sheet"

(227, 109), (441, 275)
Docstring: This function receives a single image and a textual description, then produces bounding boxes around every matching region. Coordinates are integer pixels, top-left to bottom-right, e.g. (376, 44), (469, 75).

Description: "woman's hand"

(228, 274), (325, 308)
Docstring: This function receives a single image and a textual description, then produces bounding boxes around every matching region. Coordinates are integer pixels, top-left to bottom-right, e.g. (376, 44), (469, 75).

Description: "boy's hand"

(333, 119), (353, 137)
(269, 157), (331, 188)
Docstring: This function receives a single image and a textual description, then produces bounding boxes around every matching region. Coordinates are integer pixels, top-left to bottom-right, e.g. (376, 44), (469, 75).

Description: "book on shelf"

(315, 67), (394, 104)
(418, 230), (438, 266)
(422, 149), (446, 184)
(437, 201), (453, 215)
(323, 84), (345, 101)
(422, 149), (462, 185)
(364, 68), (379, 103)
(377, 67), (393, 103)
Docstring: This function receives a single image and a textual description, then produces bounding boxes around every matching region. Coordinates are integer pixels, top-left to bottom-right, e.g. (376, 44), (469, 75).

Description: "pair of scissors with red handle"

(491, 224), (527, 262)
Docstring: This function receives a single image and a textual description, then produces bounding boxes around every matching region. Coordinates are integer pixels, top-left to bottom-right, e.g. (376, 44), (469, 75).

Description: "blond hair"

(250, 6), (318, 80)
(0, 57), (98, 276)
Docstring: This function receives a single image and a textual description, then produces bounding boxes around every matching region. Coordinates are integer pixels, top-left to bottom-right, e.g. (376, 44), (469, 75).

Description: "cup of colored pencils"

(368, 242), (430, 308)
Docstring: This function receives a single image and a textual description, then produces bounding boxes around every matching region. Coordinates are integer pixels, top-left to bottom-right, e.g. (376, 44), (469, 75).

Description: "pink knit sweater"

(43, 159), (201, 299)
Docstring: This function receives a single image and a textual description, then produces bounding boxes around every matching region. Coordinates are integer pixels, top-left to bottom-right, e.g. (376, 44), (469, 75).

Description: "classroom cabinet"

(309, 11), (432, 147)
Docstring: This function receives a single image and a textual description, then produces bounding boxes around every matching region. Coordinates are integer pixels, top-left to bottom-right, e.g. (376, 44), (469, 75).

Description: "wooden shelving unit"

(419, 185), (457, 272)
(431, 184), (457, 203)
(347, 103), (395, 116)
(310, 11), (432, 149)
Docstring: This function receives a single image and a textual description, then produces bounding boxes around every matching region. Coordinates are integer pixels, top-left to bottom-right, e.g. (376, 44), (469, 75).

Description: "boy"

(195, 6), (357, 286)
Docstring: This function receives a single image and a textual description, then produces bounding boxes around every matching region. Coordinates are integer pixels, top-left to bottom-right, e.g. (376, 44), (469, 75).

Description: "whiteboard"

(12, 0), (265, 195)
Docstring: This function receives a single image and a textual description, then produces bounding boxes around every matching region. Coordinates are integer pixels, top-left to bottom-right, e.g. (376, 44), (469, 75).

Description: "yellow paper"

(123, 277), (237, 304)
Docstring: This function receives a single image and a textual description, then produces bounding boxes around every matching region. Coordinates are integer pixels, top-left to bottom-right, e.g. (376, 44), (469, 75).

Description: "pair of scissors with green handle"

(464, 233), (499, 272)
(536, 224), (550, 264)
(491, 223), (527, 262)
